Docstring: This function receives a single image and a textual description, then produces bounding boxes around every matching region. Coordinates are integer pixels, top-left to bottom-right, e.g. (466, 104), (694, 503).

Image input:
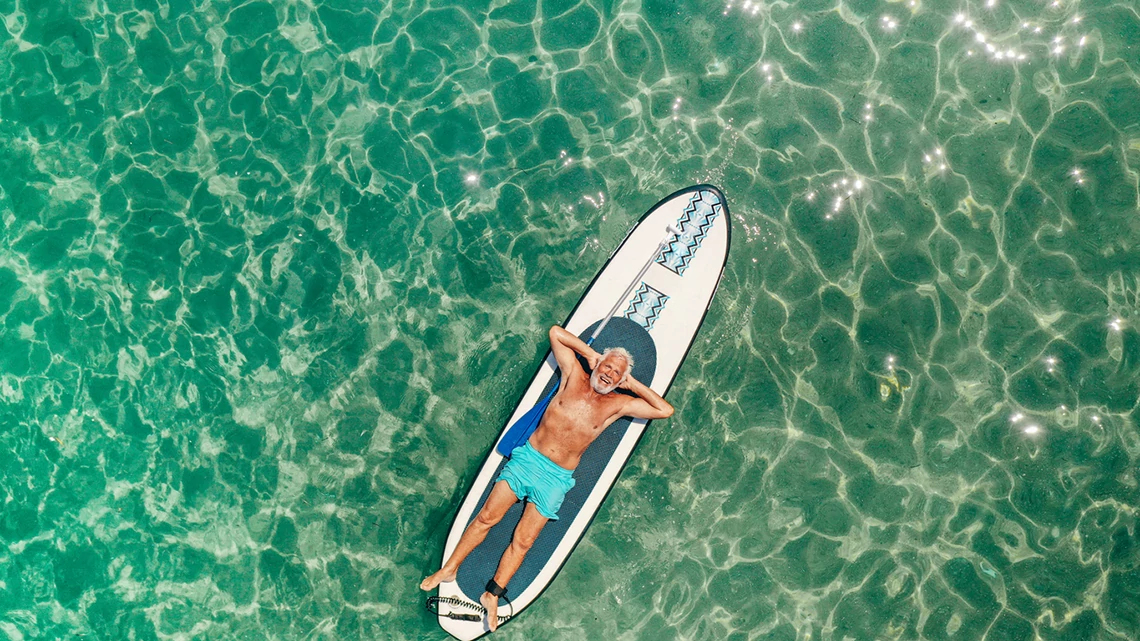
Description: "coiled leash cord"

(425, 596), (514, 624)
(425, 580), (514, 624)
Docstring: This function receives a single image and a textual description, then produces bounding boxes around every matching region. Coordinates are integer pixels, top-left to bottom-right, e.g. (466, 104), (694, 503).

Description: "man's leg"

(480, 502), (549, 631)
(420, 481), (519, 591)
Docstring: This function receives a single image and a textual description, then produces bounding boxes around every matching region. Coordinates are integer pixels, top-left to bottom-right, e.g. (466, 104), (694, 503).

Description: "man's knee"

(510, 532), (537, 552)
(475, 508), (503, 528)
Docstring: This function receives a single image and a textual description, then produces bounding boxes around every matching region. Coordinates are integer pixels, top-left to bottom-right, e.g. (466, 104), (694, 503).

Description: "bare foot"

(419, 568), (456, 591)
(480, 591), (500, 632)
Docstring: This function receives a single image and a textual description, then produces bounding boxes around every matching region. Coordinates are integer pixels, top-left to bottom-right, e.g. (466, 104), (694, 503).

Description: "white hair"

(602, 347), (634, 377)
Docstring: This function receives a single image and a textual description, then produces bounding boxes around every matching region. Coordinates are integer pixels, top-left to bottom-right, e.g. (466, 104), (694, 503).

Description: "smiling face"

(590, 353), (630, 395)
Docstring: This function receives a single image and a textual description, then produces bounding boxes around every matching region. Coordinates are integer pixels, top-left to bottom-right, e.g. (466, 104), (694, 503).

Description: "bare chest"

(531, 376), (627, 467)
(545, 394), (609, 433)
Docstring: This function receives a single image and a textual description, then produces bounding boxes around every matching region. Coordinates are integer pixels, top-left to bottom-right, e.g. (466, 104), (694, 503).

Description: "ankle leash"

(424, 581), (514, 625)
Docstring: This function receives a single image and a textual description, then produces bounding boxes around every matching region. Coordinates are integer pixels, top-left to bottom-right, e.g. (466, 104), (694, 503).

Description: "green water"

(2, 0), (1140, 639)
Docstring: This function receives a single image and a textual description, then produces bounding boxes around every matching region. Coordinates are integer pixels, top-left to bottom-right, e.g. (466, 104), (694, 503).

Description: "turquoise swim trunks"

(498, 441), (576, 520)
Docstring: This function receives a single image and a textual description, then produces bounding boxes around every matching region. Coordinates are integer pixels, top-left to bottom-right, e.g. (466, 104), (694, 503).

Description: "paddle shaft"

(587, 224), (680, 345)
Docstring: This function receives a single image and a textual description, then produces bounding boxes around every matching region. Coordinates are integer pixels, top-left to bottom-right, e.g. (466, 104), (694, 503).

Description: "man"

(421, 325), (674, 630)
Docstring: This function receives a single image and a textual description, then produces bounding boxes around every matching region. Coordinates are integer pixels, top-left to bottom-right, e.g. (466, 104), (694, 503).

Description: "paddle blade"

(496, 390), (555, 457)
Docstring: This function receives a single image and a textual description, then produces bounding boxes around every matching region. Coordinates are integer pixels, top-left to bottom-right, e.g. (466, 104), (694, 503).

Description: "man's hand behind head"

(586, 352), (601, 371)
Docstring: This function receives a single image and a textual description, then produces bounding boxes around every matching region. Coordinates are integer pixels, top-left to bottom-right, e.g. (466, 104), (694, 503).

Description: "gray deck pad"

(455, 317), (657, 604)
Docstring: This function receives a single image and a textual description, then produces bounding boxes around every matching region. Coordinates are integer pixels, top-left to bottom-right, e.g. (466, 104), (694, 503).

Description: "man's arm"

(618, 375), (674, 420)
(548, 326), (600, 383)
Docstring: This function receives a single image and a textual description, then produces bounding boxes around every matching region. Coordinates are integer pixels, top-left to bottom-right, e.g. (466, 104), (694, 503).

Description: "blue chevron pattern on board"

(623, 282), (669, 331)
(657, 190), (723, 276)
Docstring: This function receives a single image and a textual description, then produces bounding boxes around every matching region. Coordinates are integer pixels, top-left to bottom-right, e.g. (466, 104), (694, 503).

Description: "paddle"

(495, 224), (682, 457)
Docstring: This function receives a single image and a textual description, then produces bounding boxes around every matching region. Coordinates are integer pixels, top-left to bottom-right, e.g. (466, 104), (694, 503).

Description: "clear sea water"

(2, 0), (1140, 639)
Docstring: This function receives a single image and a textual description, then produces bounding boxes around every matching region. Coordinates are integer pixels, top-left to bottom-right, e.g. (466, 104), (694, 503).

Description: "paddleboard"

(429, 184), (731, 639)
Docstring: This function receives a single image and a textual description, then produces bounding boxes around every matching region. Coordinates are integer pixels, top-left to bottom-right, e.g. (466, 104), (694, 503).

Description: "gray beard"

(590, 369), (620, 395)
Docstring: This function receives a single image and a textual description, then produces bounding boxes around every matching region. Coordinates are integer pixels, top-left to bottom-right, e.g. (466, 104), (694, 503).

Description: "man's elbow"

(659, 405), (674, 419)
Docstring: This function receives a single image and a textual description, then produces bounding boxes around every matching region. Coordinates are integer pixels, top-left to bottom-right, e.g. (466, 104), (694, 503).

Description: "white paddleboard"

(431, 185), (731, 639)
